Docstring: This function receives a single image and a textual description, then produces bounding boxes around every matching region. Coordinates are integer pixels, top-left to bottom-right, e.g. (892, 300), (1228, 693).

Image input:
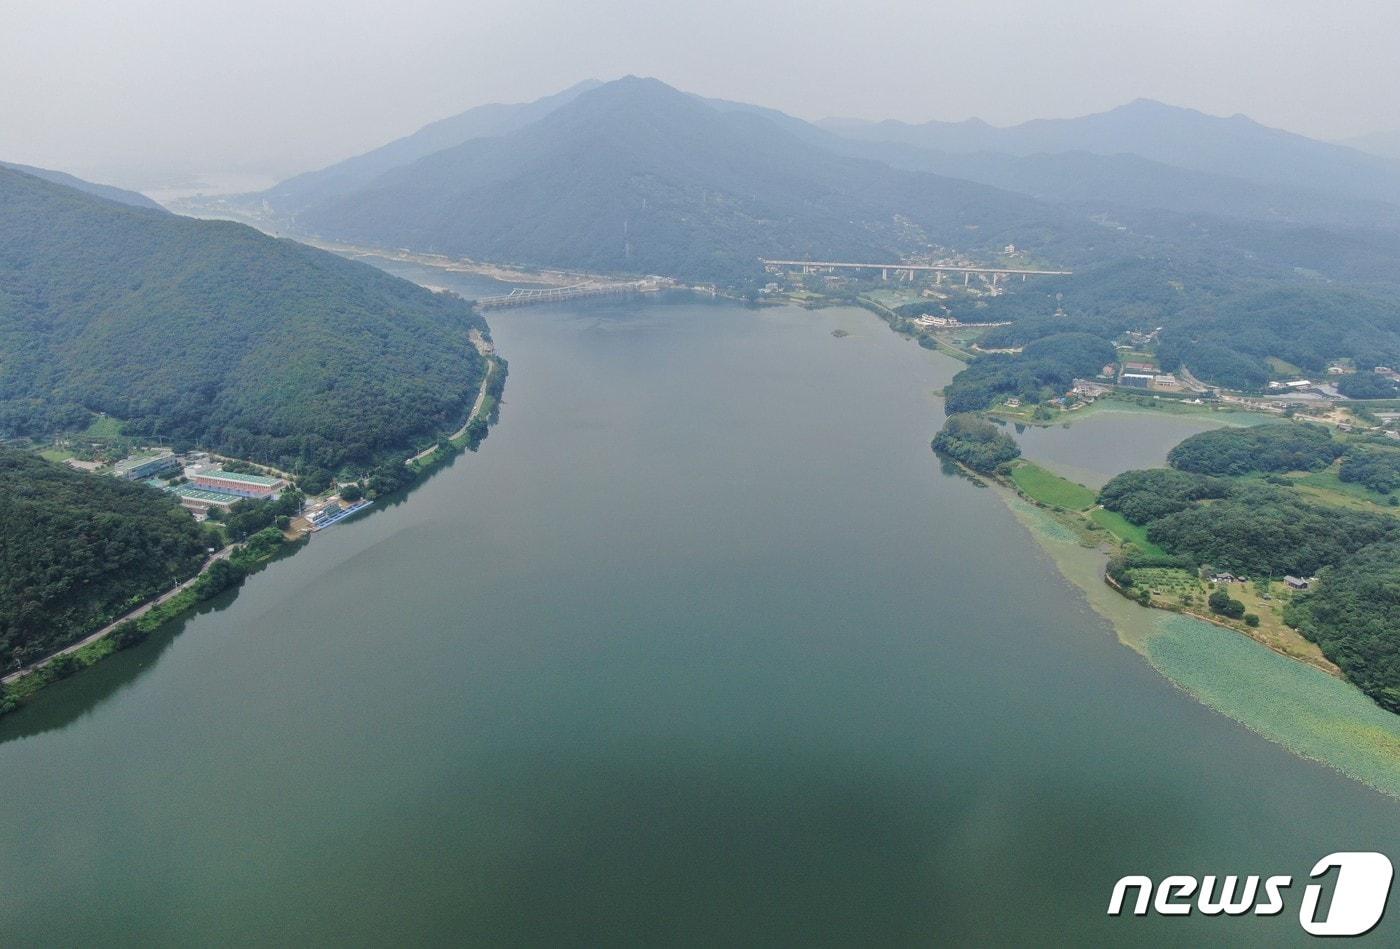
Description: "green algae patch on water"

(1002, 491), (1158, 653)
(1003, 488), (1400, 800)
(1147, 615), (1400, 799)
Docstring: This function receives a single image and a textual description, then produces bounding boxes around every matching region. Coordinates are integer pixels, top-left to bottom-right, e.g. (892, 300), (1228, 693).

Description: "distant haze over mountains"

(818, 99), (1400, 208)
(258, 80), (603, 216)
(0, 162), (163, 211)
(285, 77), (1084, 280)
(204, 77), (1400, 282)
(1342, 129), (1400, 162)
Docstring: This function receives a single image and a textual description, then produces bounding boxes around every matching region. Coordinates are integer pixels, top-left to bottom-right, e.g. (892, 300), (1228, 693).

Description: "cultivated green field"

(1288, 464), (1399, 512)
(1089, 507), (1167, 555)
(1010, 461), (1096, 511)
(1128, 567), (1201, 599)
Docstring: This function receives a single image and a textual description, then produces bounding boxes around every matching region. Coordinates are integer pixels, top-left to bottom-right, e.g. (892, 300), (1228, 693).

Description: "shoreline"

(998, 482), (1400, 800)
(0, 533), (298, 713)
(952, 453), (1400, 799)
(978, 456), (1340, 674)
(1, 546), (237, 688)
(2, 351), (508, 720)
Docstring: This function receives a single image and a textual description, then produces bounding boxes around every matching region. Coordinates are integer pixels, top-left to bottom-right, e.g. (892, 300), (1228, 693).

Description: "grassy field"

(1010, 461), (1097, 511)
(81, 415), (124, 439)
(1265, 356), (1305, 376)
(1287, 464), (1399, 513)
(1089, 507), (1167, 555)
(862, 289), (923, 309)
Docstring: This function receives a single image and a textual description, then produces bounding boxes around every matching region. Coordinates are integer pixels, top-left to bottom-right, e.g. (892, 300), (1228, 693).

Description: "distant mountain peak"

(578, 75), (694, 105)
(1117, 97), (1178, 111)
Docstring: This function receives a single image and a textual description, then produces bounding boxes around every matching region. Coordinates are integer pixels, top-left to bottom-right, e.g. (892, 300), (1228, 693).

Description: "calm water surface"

(1012, 409), (1257, 489)
(1, 296), (1396, 945)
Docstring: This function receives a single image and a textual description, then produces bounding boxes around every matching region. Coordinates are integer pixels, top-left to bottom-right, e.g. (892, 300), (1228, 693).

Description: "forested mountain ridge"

(818, 98), (1400, 209)
(216, 77), (1400, 291)
(287, 77), (1095, 281)
(0, 447), (209, 672)
(0, 161), (163, 211)
(834, 144), (1400, 231)
(0, 166), (487, 471)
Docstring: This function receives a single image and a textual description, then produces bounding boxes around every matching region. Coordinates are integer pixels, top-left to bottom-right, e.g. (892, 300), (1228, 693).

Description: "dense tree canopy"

(0, 167), (488, 472)
(931, 415), (1021, 472)
(1337, 371), (1400, 399)
(1166, 423), (1340, 476)
(1160, 288), (1400, 385)
(1287, 540), (1400, 713)
(1339, 444), (1400, 494)
(1098, 468), (1231, 523)
(969, 260), (1400, 395)
(943, 333), (1116, 414)
(0, 448), (211, 670)
(1143, 484), (1396, 577)
(1105, 455), (1395, 577)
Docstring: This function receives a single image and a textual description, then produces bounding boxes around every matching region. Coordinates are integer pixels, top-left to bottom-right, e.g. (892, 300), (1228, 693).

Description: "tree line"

(1098, 424), (1400, 713)
(0, 448), (214, 671)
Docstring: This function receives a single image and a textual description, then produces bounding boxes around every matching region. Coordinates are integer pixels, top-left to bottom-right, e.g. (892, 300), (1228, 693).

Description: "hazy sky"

(4, 0), (1399, 188)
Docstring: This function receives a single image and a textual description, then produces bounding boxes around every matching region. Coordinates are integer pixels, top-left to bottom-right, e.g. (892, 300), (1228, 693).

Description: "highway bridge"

(761, 259), (1072, 286)
(475, 279), (667, 309)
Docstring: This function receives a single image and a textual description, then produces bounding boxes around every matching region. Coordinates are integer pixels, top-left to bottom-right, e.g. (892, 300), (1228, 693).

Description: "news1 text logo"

(1108, 852), (1393, 937)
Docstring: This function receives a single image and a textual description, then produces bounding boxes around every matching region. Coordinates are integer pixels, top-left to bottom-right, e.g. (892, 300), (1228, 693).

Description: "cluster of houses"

(1212, 571), (1311, 591)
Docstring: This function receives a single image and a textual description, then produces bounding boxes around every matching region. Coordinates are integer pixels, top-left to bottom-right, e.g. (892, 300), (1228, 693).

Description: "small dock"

(306, 499), (372, 532)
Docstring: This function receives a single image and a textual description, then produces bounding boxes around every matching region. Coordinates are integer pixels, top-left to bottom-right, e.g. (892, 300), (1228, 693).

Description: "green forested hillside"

(1166, 423), (1341, 475)
(1156, 288), (1400, 389)
(943, 332), (1117, 413)
(0, 448), (209, 670)
(0, 161), (164, 211)
(0, 166), (487, 470)
(960, 257), (1400, 393)
(1287, 540), (1400, 712)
